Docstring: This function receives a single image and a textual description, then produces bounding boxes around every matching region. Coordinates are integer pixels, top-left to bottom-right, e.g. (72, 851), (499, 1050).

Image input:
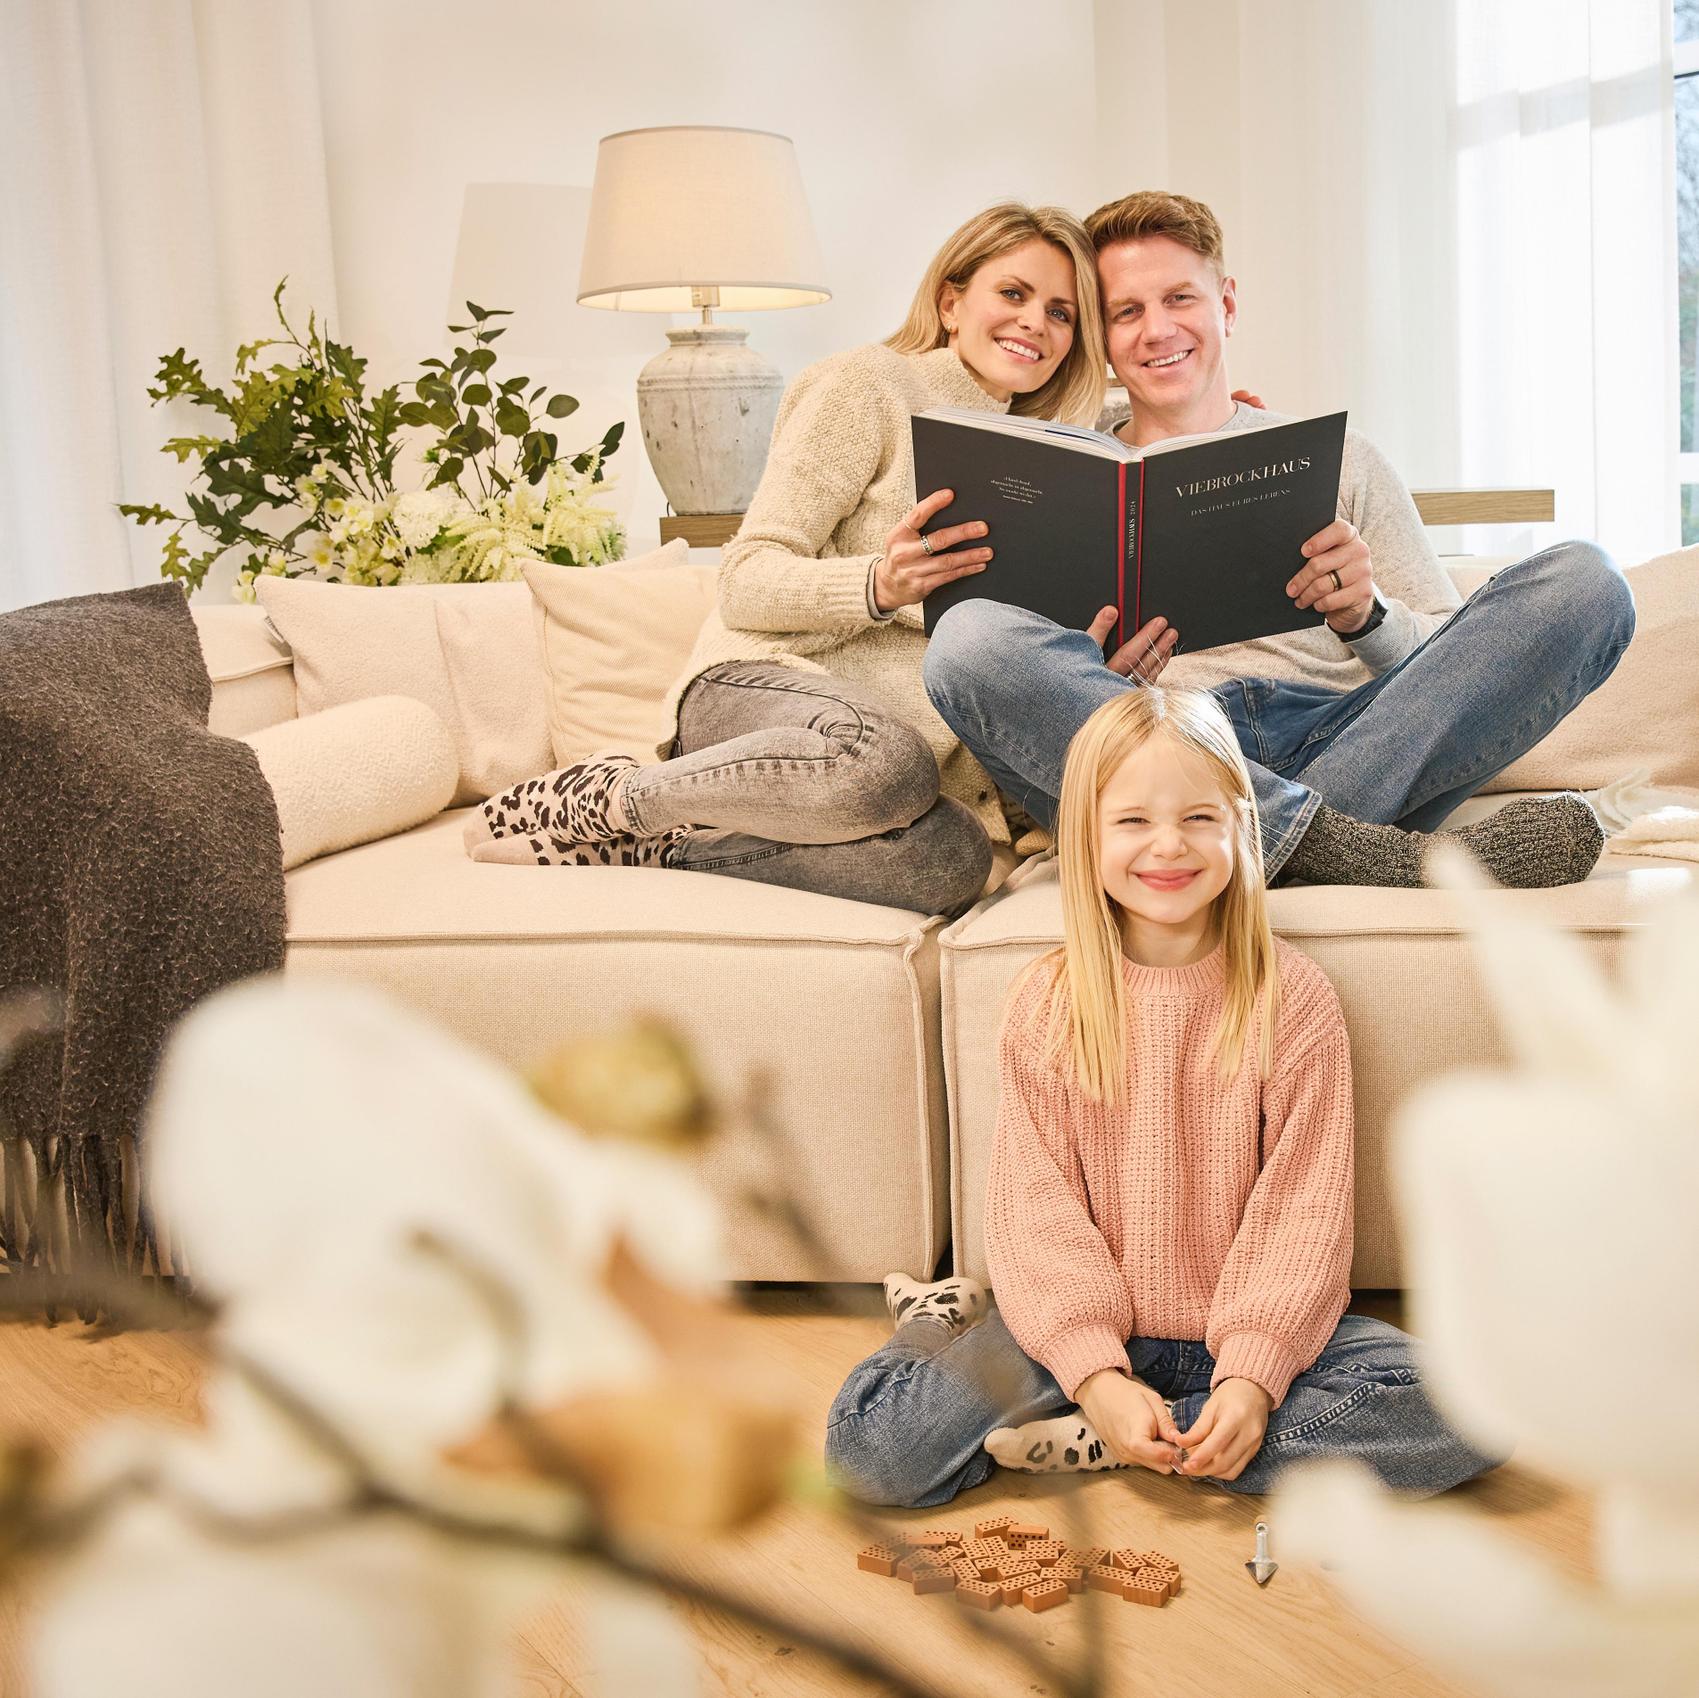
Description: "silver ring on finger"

(919, 533), (936, 556)
(1328, 568), (1343, 593)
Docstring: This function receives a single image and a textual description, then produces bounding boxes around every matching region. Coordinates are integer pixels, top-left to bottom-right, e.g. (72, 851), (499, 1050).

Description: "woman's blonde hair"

(1022, 687), (1280, 1103)
(885, 202), (1106, 426)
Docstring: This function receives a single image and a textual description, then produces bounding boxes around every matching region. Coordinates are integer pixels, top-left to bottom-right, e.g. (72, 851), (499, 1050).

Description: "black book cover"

(916, 411), (1348, 655)
(913, 413), (1127, 640)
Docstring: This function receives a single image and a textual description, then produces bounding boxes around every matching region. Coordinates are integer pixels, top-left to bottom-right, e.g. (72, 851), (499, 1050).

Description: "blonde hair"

(885, 202), (1106, 426)
(1020, 687), (1279, 1103)
(1084, 190), (1226, 273)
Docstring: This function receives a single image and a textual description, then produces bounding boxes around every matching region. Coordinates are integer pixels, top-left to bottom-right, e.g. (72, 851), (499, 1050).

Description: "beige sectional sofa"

(192, 542), (1699, 1287)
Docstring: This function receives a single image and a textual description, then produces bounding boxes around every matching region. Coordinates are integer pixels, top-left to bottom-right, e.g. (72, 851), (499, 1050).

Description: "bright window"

(1680, 1), (1699, 539)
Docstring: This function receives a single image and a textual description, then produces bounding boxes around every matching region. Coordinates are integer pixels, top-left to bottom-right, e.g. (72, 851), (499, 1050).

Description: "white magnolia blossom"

(1277, 855), (1699, 1697)
(33, 978), (727, 1698)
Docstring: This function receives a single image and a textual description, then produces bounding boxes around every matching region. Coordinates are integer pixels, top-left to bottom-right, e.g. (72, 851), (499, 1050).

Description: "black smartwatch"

(1337, 588), (1389, 642)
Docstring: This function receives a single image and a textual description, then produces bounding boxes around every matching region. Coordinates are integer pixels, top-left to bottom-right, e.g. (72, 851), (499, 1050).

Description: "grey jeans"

(620, 661), (992, 916)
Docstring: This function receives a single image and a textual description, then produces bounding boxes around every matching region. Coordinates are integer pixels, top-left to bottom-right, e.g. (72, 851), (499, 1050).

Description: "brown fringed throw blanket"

(0, 583), (285, 1285)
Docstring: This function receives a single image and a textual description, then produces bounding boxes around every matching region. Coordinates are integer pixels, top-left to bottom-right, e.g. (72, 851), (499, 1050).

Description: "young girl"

(825, 686), (1506, 1504)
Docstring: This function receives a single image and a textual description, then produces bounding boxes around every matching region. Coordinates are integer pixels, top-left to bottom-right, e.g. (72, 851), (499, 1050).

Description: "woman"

(465, 202), (1106, 916)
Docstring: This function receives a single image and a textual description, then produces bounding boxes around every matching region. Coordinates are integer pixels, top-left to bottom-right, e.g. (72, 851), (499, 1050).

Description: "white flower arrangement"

(232, 457), (624, 600)
(122, 289), (628, 599)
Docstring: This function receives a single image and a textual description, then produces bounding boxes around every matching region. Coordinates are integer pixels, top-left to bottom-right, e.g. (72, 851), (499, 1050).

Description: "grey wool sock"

(1283, 795), (1605, 890)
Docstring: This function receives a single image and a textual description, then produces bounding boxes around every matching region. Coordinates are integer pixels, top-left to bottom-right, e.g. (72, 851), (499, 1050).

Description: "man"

(920, 191), (1635, 887)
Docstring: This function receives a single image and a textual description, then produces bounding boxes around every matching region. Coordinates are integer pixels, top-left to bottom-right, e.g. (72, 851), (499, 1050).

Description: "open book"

(913, 408), (1347, 653)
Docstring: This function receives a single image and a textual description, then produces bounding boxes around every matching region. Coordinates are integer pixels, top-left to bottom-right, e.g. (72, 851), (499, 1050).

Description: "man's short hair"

(1085, 191), (1225, 271)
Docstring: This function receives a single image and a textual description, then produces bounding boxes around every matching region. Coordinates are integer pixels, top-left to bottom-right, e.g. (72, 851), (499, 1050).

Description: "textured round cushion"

(242, 696), (456, 870)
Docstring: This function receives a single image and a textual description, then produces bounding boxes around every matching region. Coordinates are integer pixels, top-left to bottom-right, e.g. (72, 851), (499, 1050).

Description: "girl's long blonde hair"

(1024, 687), (1281, 1103)
(885, 202), (1106, 427)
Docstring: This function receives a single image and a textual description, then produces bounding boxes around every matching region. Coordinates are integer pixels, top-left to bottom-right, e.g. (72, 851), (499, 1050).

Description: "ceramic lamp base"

(636, 325), (783, 515)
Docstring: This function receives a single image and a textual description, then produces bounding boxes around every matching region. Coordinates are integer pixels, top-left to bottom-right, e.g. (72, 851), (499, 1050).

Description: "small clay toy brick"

(955, 1579), (1003, 1611)
(857, 1544), (902, 1577)
(1025, 1540), (1065, 1566)
(1073, 1546), (1108, 1572)
(1021, 1578), (1069, 1614)
(998, 1570), (1041, 1605)
(1004, 1521), (1049, 1544)
(914, 1529), (961, 1550)
(1051, 1562), (1087, 1594)
(1110, 1547), (1144, 1572)
(912, 1566), (958, 1596)
(973, 1514), (1014, 1539)
(951, 1558), (988, 1584)
(1125, 1569), (1169, 1607)
(961, 1537), (1008, 1563)
(894, 1555), (920, 1581)
(1086, 1565), (1127, 1596)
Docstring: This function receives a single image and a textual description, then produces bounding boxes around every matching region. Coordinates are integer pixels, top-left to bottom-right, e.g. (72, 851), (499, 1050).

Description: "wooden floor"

(0, 1289), (1593, 1698)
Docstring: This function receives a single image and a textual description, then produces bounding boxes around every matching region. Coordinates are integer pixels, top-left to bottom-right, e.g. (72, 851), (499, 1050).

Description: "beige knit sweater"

(658, 344), (1017, 845)
(985, 938), (1354, 1407)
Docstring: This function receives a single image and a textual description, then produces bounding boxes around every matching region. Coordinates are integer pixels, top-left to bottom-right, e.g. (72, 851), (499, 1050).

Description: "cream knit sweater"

(658, 344), (1017, 845)
(985, 938), (1354, 1407)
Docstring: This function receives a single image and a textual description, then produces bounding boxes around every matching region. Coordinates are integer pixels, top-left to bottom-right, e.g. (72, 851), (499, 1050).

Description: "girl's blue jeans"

(921, 540), (1635, 879)
(825, 1309), (1507, 1507)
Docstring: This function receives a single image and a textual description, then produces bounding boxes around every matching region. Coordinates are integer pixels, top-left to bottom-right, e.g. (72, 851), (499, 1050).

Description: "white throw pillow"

(243, 696), (457, 870)
(254, 577), (554, 804)
(1462, 544), (1699, 793)
(523, 540), (719, 767)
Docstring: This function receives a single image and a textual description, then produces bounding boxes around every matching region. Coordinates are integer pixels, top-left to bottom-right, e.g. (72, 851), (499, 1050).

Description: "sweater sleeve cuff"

(1042, 1324), (1133, 1402)
(1343, 599), (1421, 675)
(1210, 1331), (1304, 1408)
(865, 557), (897, 622)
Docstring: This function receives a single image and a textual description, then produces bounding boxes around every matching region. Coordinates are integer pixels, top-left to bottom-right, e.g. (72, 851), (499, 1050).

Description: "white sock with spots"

(985, 1413), (1127, 1475)
(882, 1272), (987, 1338)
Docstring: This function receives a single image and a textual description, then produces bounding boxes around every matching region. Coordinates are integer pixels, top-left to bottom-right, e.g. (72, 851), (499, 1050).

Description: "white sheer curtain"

(1092, 0), (1678, 565)
(0, 0), (338, 612)
(1450, 0), (1678, 564)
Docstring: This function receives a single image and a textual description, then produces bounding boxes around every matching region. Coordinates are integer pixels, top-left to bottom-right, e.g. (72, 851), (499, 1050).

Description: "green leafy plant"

(120, 282), (626, 596)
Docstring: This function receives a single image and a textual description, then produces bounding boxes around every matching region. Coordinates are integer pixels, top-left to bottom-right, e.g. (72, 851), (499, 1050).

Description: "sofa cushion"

(254, 578), (553, 806)
(243, 697), (457, 871)
(282, 809), (950, 1282)
(1465, 543), (1699, 793)
(939, 849), (1695, 1290)
(194, 604), (296, 737)
(523, 540), (714, 766)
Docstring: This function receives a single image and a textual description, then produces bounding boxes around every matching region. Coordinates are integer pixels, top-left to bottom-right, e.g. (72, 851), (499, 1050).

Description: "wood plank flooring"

(0, 1289), (1592, 1697)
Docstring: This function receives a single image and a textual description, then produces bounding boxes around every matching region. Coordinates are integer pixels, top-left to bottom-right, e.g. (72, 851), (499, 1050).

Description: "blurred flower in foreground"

(23, 979), (801, 1698)
(1278, 855), (1699, 1698)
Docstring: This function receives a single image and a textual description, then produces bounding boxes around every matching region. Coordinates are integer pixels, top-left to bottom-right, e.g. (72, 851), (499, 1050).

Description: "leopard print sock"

(467, 825), (691, 868)
(463, 754), (638, 854)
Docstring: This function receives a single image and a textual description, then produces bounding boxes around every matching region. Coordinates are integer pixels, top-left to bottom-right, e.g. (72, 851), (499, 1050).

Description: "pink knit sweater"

(984, 937), (1354, 1407)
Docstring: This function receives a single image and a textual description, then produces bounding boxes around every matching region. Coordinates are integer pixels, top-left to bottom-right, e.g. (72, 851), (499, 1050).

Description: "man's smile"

(1143, 348), (1193, 369)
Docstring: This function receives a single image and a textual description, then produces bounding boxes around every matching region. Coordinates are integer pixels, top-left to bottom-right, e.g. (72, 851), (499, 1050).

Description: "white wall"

(308, 0), (1101, 552)
(7, 0), (1672, 609)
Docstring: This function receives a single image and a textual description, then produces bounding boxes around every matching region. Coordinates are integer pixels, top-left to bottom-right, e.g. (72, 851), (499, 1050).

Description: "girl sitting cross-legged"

(825, 685), (1506, 1505)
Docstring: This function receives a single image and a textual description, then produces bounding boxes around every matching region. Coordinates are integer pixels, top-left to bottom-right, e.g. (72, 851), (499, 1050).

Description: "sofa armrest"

(193, 604), (297, 736)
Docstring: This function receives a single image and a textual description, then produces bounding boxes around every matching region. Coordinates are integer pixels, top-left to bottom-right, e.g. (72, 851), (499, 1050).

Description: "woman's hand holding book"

(873, 488), (994, 612)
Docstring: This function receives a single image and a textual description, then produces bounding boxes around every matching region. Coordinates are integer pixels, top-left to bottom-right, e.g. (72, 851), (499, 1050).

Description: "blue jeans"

(922, 541), (1635, 877)
(825, 1310), (1506, 1507)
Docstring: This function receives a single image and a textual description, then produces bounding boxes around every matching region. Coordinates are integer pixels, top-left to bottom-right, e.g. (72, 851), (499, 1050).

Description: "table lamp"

(577, 125), (830, 518)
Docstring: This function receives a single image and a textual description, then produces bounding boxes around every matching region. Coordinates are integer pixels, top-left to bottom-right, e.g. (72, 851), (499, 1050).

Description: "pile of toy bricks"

(856, 1514), (1181, 1615)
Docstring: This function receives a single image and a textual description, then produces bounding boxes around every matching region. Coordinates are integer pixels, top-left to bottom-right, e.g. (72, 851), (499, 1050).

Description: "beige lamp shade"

(577, 126), (830, 312)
